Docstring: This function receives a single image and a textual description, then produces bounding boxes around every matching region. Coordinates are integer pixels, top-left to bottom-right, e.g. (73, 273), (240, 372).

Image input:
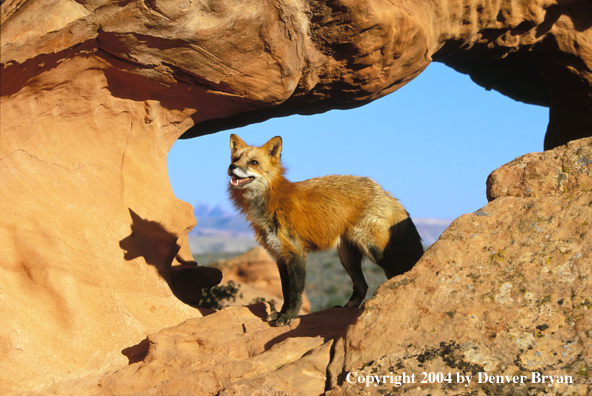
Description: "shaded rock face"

(428, 1), (592, 149)
(1, 0), (591, 394)
(2, 0), (590, 141)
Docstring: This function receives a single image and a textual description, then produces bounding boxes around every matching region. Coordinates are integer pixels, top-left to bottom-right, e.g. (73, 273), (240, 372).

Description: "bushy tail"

(378, 216), (424, 278)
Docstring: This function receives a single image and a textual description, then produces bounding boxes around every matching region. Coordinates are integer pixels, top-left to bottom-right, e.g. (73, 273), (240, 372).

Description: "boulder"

(326, 137), (592, 395)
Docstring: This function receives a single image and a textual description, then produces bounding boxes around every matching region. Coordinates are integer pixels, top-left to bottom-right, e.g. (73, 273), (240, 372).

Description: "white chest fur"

(262, 231), (282, 258)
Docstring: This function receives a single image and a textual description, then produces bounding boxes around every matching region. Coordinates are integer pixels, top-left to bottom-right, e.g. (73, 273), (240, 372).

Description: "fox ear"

(230, 134), (246, 154)
(264, 136), (282, 161)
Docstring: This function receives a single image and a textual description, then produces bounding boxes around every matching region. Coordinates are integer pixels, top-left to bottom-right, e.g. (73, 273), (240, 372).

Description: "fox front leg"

(266, 258), (289, 323)
(268, 254), (306, 327)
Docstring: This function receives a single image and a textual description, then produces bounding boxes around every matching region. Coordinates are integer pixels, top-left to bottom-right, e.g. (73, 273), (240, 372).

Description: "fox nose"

(229, 164), (237, 171)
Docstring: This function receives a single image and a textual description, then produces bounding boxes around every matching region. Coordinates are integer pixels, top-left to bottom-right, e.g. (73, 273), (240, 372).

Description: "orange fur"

(227, 134), (423, 326)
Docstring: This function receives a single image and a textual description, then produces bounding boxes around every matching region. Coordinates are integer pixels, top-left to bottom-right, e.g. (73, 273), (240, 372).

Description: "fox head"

(228, 134), (283, 195)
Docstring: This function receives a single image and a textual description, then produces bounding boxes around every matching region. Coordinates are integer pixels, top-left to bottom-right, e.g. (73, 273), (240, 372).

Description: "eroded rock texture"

(325, 137), (592, 395)
(1, 0), (591, 394)
(50, 304), (360, 396)
(31, 138), (592, 396)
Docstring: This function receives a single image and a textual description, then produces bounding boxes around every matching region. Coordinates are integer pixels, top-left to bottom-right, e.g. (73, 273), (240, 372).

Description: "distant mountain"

(413, 218), (453, 246)
(189, 204), (253, 239)
(193, 204), (234, 218)
(188, 204), (452, 253)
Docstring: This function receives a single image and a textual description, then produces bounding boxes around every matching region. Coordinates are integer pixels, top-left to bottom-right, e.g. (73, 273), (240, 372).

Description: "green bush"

(250, 297), (277, 312)
(198, 280), (241, 310)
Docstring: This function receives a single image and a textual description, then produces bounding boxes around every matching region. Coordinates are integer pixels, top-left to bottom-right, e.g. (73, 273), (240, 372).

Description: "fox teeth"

(231, 176), (253, 187)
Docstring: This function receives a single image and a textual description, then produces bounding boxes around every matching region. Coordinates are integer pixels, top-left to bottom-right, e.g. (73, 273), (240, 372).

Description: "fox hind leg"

(337, 237), (368, 308)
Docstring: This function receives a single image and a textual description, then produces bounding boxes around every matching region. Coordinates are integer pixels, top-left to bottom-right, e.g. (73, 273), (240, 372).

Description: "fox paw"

(266, 312), (295, 327)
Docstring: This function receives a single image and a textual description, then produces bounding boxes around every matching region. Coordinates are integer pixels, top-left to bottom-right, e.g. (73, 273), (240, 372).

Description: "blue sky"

(168, 62), (549, 220)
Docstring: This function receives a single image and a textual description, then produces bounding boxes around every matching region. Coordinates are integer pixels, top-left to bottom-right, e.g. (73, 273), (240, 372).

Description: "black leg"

(273, 253), (306, 327)
(267, 258), (290, 322)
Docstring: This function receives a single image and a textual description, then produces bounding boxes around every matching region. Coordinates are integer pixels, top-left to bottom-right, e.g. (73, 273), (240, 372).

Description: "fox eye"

(249, 159), (259, 166)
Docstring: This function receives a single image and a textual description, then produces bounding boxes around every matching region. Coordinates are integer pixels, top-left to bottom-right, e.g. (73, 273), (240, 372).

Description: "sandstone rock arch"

(1, 0), (591, 393)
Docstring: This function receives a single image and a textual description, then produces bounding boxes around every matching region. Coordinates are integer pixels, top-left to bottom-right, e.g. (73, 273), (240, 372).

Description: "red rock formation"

(1, 0), (591, 394)
(429, 1), (592, 149)
(12, 138), (590, 396)
(38, 304), (360, 396)
(190, 0), (592, 149)
(326, 137), (592, 395)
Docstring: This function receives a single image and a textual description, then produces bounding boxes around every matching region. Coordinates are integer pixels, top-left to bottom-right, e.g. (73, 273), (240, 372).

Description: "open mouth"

(230, 175), (254, 187)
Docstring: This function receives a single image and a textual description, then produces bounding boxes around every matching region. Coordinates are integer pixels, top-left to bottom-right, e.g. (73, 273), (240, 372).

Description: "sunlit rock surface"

(1, 0), (591, 393)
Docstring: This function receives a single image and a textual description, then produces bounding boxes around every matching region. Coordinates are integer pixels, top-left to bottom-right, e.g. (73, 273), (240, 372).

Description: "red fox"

(227, 134), (423, 326)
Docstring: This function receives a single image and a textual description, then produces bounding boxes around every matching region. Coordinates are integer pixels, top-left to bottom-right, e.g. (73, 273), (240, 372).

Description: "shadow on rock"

(119, 208), (222, 307)
(263, 307), (360, 352)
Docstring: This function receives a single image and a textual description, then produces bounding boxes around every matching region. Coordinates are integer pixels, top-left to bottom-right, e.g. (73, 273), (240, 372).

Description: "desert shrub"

(250, 297), (277, 312)
(198, 280), (241, 310)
